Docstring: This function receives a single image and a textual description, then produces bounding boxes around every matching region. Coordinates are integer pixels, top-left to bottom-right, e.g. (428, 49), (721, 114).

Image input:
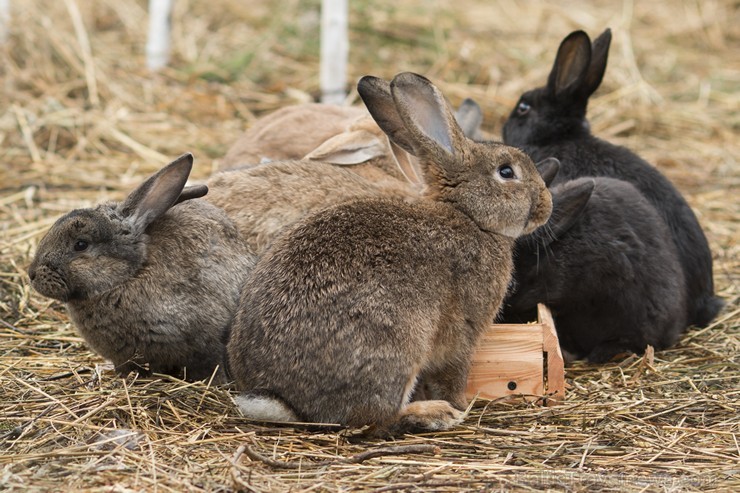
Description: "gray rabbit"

(227, 72), (552, 434)
(502, 29), (722, 328)
(502, 176), (688, 363)
(29, 154), (256, 382)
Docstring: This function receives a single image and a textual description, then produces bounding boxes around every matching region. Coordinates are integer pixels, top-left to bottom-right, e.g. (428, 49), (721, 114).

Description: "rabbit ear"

(547, 31), (592, 98)
(454, 98), (483, 140)
(536, 157), (560, 186)
(582, 28), (612, 98)
(357, 76), (418, 155)
(176, 184), (208, 204)
(388, 141), (423, 187)
(120, 153), (194, 232)
(548, 179), (594, 241)
(304, 129), (386, 165)
(389, 72), (465, 159)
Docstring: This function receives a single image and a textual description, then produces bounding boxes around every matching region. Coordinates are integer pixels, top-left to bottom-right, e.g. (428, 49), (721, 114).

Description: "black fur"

(502, 29), (722, 327)
(502, 177), (688, 363)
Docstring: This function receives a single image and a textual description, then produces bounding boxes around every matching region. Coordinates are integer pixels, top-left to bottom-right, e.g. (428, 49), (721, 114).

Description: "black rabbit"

(502, 176), (688, 363)
(502, 28), (722, 328)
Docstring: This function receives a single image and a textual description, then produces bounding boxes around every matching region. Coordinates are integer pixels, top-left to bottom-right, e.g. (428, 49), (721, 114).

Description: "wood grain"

(465, 304), (565, 403)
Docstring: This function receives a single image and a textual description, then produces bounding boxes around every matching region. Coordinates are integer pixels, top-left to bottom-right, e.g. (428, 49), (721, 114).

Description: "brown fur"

(302, 113), (412, 183)
(218, 100), (484, 189)
(227, 73), (552, 434)
(28, 154), (256, 382)
(220, 104), (367, 169)
(205, 160), (416, 255)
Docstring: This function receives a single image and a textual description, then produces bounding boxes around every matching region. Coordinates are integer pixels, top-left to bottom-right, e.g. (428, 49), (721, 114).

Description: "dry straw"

(1, 0), (738, 491)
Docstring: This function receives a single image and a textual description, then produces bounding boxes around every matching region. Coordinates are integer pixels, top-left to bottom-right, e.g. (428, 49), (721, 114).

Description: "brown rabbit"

(220, 104), (368, 168)
(226, 73), (552, 434)
(28, 154), (256, 382)
(219, 100), (484, 186)
(206, 159), (417, 255)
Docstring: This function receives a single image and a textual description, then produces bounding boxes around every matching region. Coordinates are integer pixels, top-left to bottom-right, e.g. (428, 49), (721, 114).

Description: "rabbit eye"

(498, 165), (516, 180)
(516, 101), (531, 115)
(73, 240), (89, 252)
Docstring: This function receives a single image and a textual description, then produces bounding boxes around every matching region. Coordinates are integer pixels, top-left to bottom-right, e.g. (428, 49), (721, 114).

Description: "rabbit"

(501, 28), (723, 329)
(28, 154), (256, 383)
(501, 176), (688, 363)
(226, 72), (552, 434)
(205, 106), (538, 258)
(302, 99), (486, 184)
(205, 158), (418, 255)
(219, 100), (484, 185)
(219, 103), (368, 168)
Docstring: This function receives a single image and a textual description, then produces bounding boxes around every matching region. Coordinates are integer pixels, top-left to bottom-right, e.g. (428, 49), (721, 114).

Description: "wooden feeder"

(466, 304), (565, 405)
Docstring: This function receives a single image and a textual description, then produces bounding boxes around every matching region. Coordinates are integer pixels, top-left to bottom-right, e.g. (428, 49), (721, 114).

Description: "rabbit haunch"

(29, 154), (256, 382)
(502, 28), (722, 329)
(227, 72), (552, 434)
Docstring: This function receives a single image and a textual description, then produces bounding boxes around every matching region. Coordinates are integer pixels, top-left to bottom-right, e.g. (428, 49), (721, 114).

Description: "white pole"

(320, 0), (348, 104)
(146, 0), (173, 71)
(0, 0), (9, 43)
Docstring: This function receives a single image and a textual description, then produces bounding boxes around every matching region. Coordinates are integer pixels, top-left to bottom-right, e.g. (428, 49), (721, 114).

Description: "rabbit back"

(206, 159), (415, 255)
(503, 177), (688, 363)
(220, 104), (367, 169)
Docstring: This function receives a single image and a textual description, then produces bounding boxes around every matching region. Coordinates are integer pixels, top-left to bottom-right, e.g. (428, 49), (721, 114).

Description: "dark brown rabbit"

(502, 29), (722, 328)
(502, 177), (688, 363)
(227, 73), (552, 434)
(28, 154), (256, 382)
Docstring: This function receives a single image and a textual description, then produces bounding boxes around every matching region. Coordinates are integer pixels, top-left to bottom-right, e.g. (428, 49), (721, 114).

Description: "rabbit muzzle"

(521, 186), (553, 236)
(29, 262), (72, 301)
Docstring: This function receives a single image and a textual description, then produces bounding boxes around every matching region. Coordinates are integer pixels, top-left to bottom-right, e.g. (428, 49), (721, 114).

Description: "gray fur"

(28, 154), (256, 382)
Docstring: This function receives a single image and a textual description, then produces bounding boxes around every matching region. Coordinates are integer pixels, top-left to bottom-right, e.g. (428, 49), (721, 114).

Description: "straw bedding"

(1, 0), (738, 491)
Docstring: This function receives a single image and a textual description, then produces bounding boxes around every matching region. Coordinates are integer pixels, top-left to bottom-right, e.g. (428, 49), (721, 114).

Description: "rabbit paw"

(394, 400), (466, 434)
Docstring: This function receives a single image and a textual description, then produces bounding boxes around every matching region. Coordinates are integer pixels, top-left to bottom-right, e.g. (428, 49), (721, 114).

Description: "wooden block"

(465, 304), (565, 405)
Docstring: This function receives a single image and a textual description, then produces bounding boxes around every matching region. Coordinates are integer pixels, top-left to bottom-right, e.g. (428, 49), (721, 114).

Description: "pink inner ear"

(404, 89), (455, 156)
